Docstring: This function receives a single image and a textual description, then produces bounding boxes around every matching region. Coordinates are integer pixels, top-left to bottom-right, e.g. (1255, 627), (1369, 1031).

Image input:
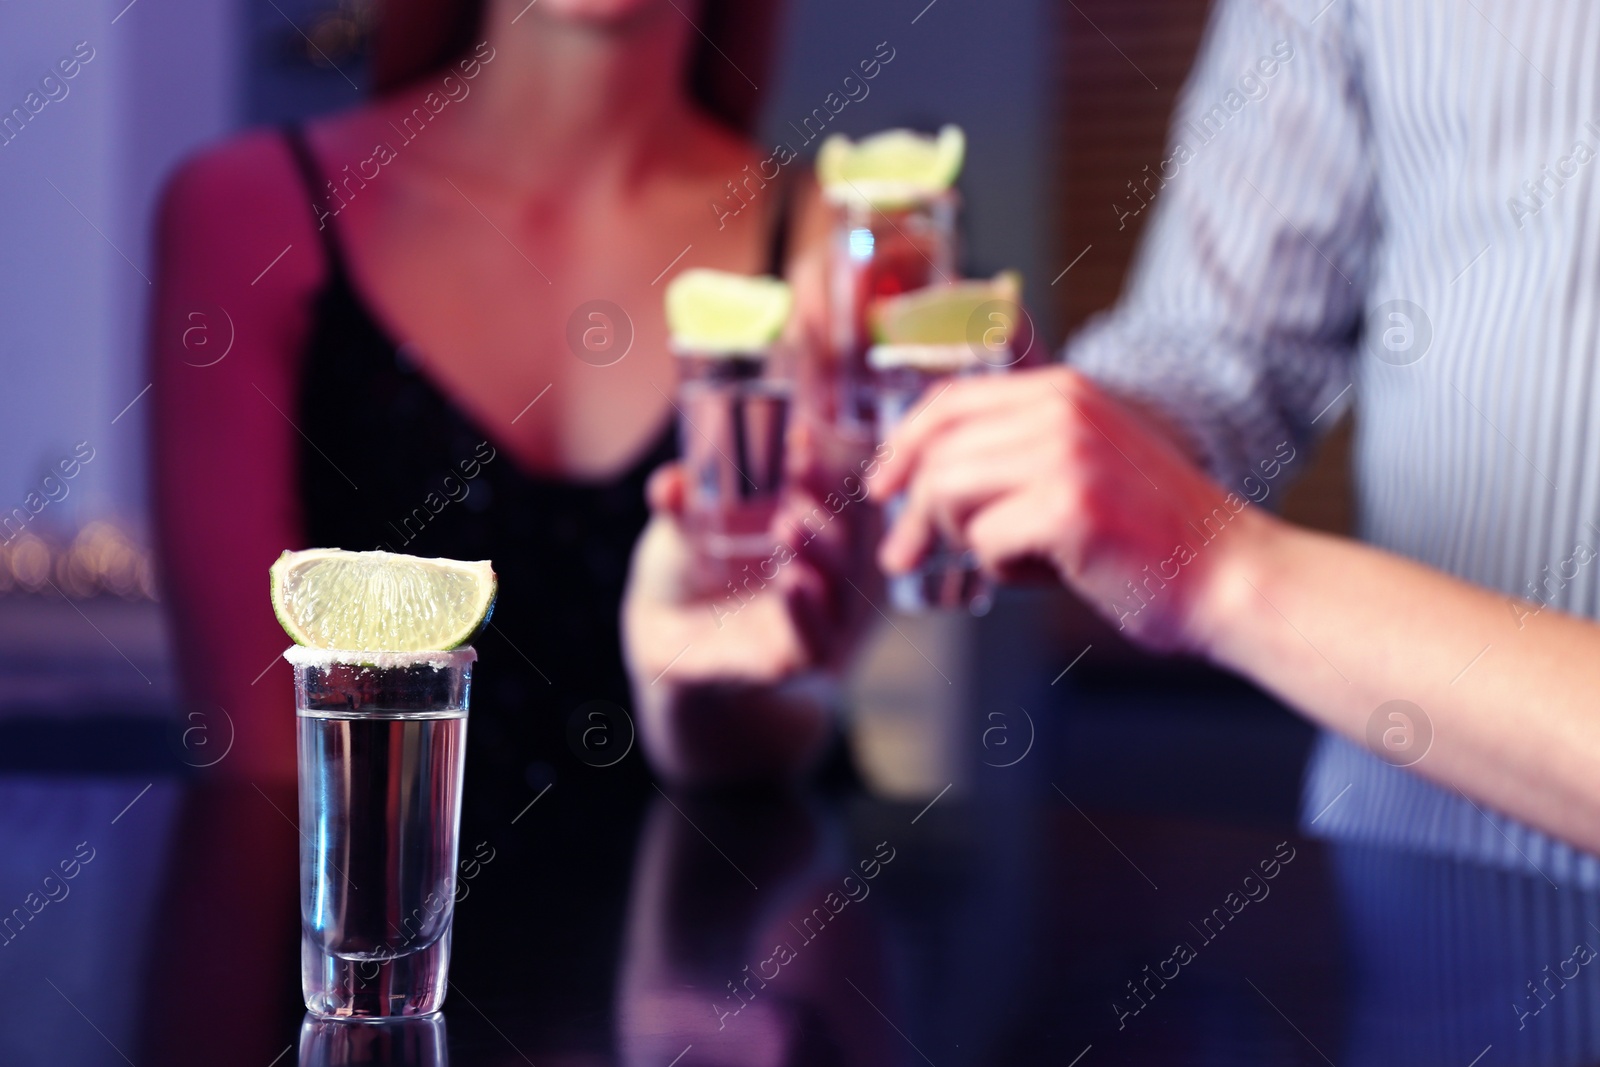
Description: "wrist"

(1189, 502), (1298, 671)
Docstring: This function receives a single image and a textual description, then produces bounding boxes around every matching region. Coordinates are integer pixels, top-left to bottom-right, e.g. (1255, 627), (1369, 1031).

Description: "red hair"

(370, 0), (780, 134)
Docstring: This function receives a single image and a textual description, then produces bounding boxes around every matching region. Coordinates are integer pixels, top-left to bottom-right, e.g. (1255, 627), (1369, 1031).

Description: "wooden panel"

(1053, 0), (1213, 331)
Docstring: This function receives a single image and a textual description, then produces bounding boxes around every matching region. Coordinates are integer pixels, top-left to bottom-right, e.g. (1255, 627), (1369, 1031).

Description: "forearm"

(1207, 514), (1600, 852)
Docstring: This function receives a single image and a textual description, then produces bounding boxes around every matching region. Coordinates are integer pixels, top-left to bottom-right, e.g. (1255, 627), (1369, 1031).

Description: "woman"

(150, 0), (842, 796)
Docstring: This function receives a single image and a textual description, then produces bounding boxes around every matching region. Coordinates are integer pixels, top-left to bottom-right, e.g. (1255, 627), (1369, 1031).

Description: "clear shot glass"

(828, 191), (959, 430)
(868, 343), (998, 616)
(285, 646), (474, 1019)
(299, 1012), (449, 1065)
(676, 348), (791, 568)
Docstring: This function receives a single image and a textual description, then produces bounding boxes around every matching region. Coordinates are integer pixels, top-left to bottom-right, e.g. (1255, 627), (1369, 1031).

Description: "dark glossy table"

(2, 671), (1596, 1067)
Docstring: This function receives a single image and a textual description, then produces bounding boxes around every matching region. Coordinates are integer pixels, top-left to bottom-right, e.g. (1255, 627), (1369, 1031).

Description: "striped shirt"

(1068, 0), (1600, 886)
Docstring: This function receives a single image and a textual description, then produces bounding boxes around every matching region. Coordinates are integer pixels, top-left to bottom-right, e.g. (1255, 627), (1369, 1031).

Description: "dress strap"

(280, 123), (349, 278)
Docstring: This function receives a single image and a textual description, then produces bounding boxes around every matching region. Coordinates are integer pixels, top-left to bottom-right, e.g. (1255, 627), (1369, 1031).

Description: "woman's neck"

(415, 2), (702, 194)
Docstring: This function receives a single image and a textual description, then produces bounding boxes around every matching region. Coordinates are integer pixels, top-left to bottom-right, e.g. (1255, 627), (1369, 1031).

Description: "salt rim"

(867, 342), (981, 372)
(281, 645), (478, 671)
(822, 180), (953, 210)
(670, 342), (773, 360)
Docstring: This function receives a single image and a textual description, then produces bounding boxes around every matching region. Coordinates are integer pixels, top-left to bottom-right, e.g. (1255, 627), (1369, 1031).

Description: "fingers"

(877, 411), (1062, 574)
(646, 462), (686, 515)
(775, 482), (857, 577)
(872, 366), (1080, 498)
(775, 556), (842, 668)
(642, 554), (839, 688)
(961, 486), (1074, 581)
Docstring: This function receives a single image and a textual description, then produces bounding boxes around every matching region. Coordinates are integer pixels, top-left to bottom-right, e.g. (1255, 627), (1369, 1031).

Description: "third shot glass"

(864, 271), (1033, 616)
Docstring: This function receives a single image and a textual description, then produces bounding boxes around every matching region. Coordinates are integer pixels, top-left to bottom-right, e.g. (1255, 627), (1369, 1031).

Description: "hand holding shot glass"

(271, 548), (497, 1020)
(664, 269), (795, 573)
(866, 272), (1033, 616)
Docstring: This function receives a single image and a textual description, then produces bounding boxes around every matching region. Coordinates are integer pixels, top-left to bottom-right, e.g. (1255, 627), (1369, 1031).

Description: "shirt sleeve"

(1066, 0), (1375, 492)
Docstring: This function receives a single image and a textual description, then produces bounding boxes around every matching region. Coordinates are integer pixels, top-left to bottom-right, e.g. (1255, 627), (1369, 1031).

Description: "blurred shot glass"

(829, 191), (958, 431)
(676, 348), (791, 571)
(868, 341), (1009, 617)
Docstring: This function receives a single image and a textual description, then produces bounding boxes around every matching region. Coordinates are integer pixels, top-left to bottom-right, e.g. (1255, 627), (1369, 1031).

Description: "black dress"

(283, 125), (666, 811)
(277, 127), (814, 1046)
(281, 124), (793, 801)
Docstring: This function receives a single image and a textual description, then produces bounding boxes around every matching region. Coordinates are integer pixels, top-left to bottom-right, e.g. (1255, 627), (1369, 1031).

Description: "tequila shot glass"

(676, 348), (791, 567)
(287, 646), (473, 1019)
(868, 343), (999, 616)
(828, 191), (959, 431)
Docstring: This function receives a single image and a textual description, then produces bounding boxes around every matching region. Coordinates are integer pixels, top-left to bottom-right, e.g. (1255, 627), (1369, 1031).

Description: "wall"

(761, 0), (1058, 340)
(0, 0), (239, 541)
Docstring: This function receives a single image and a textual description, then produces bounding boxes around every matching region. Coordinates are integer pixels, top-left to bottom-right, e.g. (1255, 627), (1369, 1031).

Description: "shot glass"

(828, 191), (959, 430)
(286, 646), (474, 1019)
(676, 348), (791, 569)
(869, 343), (1000, 616)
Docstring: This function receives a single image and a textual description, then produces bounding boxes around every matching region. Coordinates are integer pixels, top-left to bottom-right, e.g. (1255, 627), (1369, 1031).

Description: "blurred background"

(0, 3), (1368, 1059)
(0, 0), (1347, 812)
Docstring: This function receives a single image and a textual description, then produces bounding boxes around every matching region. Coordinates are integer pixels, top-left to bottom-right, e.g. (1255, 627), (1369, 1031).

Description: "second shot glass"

(676, 347), (791, 571)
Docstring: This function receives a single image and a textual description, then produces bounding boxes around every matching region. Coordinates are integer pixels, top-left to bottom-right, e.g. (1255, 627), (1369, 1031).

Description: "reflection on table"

(3, 708), (1600, 1064)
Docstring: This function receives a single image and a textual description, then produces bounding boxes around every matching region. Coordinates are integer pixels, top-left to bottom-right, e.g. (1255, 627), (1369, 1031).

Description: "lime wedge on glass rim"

(870, 271), (1023, 345)
(816, 125), (966, 208)
(664, 268), (792, 354)
(270, 549), (496, 652)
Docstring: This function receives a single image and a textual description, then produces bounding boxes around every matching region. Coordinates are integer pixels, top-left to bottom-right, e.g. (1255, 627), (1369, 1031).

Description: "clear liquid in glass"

(871, 352), (996, 616)
(677, 353), (790, 566)
(829, 193), (958, 429)
(290, 650), (471, 1019)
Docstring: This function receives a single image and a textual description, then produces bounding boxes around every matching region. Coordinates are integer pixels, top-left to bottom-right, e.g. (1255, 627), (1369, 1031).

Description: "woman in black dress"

(151, 0), (844, 803)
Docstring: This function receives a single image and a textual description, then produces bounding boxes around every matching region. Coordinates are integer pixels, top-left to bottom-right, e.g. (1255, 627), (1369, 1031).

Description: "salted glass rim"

(281, 645), (477, 671)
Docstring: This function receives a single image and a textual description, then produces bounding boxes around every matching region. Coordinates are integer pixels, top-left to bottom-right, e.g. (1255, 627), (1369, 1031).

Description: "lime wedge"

(870, 271), (1023, 345)
(664, 268), (792, 355)
(270, 549), (496, 652)
(816, 125), (966, 208)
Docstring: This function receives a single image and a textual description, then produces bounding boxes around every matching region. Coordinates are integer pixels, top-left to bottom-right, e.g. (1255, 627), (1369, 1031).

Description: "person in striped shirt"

(874, 0), (1600, 881)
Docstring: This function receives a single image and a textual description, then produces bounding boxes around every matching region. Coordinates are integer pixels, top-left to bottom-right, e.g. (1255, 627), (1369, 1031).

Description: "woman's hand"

(870, 365), (1278, 655)
(622, 450), (872, 786)
(624, 463), (856, 686)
